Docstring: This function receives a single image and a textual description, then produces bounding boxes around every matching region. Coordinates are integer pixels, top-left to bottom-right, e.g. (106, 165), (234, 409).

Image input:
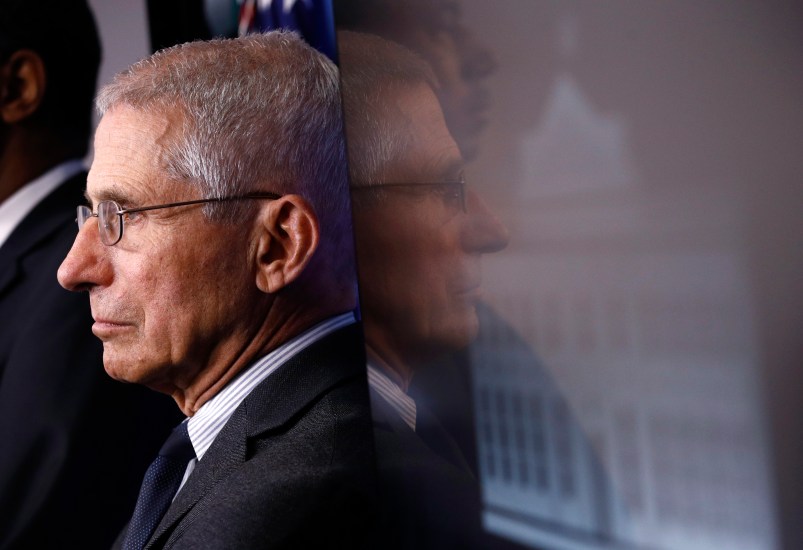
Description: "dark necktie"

(122, 421), (196, 550)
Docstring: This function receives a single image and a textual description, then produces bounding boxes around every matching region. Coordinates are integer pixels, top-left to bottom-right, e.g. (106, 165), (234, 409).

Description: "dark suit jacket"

(0, 173), (180, 550)
(115, 323), (377, 550)
(370, 387), (486, 549)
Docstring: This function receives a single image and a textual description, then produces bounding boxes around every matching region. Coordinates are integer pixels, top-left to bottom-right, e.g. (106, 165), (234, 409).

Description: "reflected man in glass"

(340, 31), (509, 548)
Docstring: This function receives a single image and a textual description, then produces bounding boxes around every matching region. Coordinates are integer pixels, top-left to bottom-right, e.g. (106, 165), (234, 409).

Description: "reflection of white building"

(475, 251), (776, 550)
(471, 338), (624, 549)
(470, 75), (777, 550)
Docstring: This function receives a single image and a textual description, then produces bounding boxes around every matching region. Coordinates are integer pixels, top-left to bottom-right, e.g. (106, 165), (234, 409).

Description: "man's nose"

(460, 189), (510, 253)
(57, 219), (109, 292)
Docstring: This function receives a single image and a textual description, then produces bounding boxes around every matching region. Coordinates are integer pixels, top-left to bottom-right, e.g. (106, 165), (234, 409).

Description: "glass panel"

(336, 1), (803, 548)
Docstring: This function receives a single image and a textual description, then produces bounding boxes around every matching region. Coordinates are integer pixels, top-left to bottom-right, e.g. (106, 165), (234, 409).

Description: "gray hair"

(97, 31), (350, 244)
(336, 31), (439, 187)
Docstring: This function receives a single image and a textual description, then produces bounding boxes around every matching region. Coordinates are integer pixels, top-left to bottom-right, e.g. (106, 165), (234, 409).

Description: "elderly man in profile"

(57, 32), (374, 549)
(338, 32), (509, 548)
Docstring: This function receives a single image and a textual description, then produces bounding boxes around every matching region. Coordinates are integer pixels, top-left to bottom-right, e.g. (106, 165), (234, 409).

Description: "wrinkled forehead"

(87, 106), (188, 205)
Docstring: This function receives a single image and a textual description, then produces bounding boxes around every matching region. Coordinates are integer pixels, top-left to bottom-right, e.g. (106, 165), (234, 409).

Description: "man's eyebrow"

(439, 158), (466, 181)
(417, 154), (465, 183)
(84, 187), (132, 206)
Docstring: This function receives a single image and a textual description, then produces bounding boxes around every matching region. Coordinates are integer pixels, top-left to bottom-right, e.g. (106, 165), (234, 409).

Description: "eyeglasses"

(76, 192), (282, 246)
(352, 176), (467, 213)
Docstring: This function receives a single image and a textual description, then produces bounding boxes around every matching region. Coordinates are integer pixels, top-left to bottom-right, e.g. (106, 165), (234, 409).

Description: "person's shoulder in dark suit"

(369, 384), (486, 550)
(134, 324), (378, 550)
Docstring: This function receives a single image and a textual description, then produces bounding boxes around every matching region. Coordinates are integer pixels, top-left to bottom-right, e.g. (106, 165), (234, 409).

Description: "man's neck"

(171, 300), (354, 416)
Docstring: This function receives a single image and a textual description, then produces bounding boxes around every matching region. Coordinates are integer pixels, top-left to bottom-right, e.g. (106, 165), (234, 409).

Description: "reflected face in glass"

(352, 85), (509, 364)
(57, 106), (260, 394)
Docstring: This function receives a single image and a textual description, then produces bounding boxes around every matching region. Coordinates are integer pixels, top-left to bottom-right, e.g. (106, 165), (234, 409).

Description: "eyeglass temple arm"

(117, 193), (283, 215)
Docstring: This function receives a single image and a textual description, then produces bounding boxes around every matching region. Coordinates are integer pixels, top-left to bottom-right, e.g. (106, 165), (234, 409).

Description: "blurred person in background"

(0, 1), (178, 548)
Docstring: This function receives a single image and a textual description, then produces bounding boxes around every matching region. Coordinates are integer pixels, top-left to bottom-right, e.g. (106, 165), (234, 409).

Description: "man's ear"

(0, 50), (46, 124)
(253, 194), (320, 294)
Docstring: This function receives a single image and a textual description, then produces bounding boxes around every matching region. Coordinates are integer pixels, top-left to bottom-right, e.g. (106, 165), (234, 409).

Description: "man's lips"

(91, 318), (133, 338)
(455, 281), (482, 300)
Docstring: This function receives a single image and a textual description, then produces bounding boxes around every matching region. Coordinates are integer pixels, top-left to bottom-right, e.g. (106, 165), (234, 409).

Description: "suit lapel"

(244, 322), (366, 437)
(0, 173), (85, 296)
(370, 386), (475, 478)
(146, 323), (367, 548)
(145, 409), (249, 549)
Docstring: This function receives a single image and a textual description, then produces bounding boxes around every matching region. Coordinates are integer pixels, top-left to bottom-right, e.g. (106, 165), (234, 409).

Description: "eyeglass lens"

(101, 201), (124, 245)
(76, 201), (123, 246)
(76, 205), (92, 230)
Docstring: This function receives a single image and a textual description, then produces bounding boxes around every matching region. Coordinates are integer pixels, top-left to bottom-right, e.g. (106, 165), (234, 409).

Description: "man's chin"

(103, 360), (138, 384)
(102, 353), (154, 386)
(452, 317), (480, 350)
(424, 312), (480, 358)
(455, 303), (481, 342)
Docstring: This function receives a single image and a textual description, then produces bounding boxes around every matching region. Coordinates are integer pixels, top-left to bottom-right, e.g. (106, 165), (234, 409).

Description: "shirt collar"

(187, 311), (357, 460)
(367, 362), (417, 431)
